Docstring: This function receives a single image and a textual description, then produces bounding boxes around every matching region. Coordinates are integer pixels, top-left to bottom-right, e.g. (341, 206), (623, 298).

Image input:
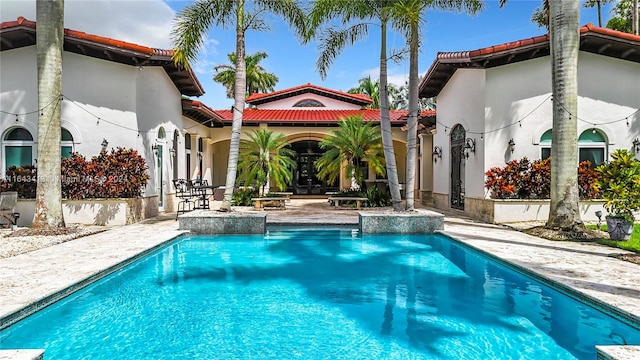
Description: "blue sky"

(1, 1), (618, 110)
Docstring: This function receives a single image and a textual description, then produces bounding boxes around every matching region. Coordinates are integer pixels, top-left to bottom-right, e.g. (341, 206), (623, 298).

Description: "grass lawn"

(586, 223), (640, 253)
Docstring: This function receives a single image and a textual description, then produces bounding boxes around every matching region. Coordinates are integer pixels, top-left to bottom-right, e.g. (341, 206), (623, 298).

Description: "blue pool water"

(1, 229), (638, 359)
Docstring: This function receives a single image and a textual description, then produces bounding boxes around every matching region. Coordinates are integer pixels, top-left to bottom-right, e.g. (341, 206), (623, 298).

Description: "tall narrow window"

(540, 129), (552, 160)
(185, 133), (192, 178)
(2, 127), (34, 173)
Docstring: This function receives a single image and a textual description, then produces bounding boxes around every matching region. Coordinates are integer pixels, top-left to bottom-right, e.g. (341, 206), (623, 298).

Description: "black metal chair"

(191, 179), (211, 210)
(173, 179), (195, 220)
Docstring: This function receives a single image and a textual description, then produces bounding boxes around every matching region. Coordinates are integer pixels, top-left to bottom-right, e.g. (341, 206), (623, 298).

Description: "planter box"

(464, 197), (608, 224)
(5, 197), (158, 227)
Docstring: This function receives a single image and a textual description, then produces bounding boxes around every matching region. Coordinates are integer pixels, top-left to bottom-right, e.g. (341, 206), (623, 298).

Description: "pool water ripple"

(1, 229), (638, 359)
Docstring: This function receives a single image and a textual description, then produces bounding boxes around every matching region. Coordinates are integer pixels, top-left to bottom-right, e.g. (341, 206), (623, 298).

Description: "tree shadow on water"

(160, 230), (547, 358)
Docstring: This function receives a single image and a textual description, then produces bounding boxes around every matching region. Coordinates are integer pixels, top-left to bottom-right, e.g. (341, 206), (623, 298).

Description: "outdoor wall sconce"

(433, 146), (442, 163)
(508, 138), (515, 154)
(101, 139), (108, 148)
(197, 151), (203, 159)
(169, 147), (177, 157)
(633, 138), (640, 153)
(464, 138), (476, 159)
(151, 144), (159, 156)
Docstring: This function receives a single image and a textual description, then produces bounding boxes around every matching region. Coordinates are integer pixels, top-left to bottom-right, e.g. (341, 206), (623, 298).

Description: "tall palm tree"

(214, 51), (279, 98)
(348, 76), (401, 109)
(237, 129), (296, 196)
(315, 115), (385, 190)
(33, 0), (65, 229)
(606, 0), (640, 34)
(172, 0), (305, 211)
(583, 0), (615, 27)
(306, 0), (404, 210)
(391, 0), (483, 210)
(547, 0), (582, 228)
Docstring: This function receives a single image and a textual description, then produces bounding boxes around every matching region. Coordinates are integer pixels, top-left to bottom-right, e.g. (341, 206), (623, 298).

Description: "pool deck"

(1, 199), (639, 359)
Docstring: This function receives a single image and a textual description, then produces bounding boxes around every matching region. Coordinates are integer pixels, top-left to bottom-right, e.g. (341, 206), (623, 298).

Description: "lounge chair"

(0, 191), (20, 228)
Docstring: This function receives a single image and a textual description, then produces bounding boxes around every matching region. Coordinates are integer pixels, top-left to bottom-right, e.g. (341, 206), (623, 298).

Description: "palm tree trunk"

(33, 0), (65, 228)
(220, 0), (246, 211)
(547, 0), (581, 228)
(633, 0), (638, 35)
(405, 19), (419, 211)
(378, 20), (403, 211)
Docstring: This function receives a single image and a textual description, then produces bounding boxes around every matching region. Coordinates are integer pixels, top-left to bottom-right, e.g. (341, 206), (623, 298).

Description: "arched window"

(61, 128), (74, 158)
(158, 127), (166, 139)
(293, 99), (325, 107)
(539, 129), (607, 166)
(539, 129), (552, 160)
(578, 129), (607, 166)
(2, 127), (34, 172)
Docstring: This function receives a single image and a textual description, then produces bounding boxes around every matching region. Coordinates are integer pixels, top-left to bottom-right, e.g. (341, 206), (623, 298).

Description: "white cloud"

(358, 66), (412, 88)
(1, 0), (176, 49)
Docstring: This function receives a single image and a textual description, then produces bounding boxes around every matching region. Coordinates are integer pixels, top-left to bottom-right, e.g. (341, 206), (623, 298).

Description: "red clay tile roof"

(182, 99), (225, 128)
(245, 83), (373, 106)
(419, 23), (640, 98)
(213, 108), (435, 126)
(1, 17), (204, 96)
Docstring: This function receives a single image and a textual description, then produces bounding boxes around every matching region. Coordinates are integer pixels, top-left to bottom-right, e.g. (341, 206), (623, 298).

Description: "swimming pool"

(1, 229), (638, 359)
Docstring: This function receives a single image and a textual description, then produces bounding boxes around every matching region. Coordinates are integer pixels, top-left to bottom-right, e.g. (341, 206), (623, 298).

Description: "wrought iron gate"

(450, 125), (465, 210)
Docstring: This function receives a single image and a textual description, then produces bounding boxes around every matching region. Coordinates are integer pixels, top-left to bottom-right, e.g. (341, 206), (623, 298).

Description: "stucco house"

(419, 24), (640, 222)
(0, 17), (221, 225)
(206, 83), (435, 196)
(1, 17), (436, 226)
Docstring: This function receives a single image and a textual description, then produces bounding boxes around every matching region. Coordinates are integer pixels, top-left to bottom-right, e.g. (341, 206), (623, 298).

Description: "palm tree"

(348, 76), (402, 110)
(33, 0), (65, 229)
(237, 129), (296, 196)
(214, 51), (279, 98)
(171, 0), (305, 211)
(546, 0), (582, 229)
(606, 0), (640, 34)
(584, 0), (615, 27)
(306, 0), (404, 210)
(315, 115), (385, 190)
(391, 0), (483, 210)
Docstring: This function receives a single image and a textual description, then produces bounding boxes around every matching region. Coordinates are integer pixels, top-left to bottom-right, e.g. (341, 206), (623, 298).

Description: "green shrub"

(595, 149), (640, 222)
(232, 187), (258, 206)
(365, 186), (392, 207)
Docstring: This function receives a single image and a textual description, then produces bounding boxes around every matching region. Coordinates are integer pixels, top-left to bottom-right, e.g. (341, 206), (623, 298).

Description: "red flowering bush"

(485, 157), (600, 200)
(0, 165), (37, 198)
(2, 148), (149, 199)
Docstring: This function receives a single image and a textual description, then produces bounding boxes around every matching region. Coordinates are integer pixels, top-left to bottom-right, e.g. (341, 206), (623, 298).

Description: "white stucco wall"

(433, 50), (640, 212)
(1, 45), (216, 214)
(483, 52), (640, 191)
(432, 68), (486, 198)
(253, 93), (363, 110)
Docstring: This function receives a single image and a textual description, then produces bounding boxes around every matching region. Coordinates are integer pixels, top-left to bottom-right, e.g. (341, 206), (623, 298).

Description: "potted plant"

(595, 149), (640, 240)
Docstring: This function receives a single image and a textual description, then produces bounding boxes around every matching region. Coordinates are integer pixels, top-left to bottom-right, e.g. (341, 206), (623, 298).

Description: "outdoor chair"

(173, 179), (195, 220)
(0, 191), (20, 229)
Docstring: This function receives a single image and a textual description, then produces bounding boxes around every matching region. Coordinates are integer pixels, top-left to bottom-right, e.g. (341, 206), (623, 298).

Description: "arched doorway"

(450, 124), (466, 210)
(288, 140), (337, 195)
